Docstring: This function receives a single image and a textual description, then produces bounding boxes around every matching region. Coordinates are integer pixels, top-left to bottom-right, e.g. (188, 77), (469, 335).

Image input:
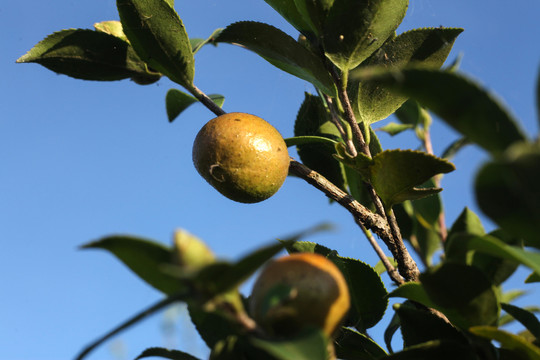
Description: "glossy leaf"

(420, 263), (500, 328)
(469, 326), (540, 360)
(262, 0), (313, 36)
(16, 29), (158, 82)
(249, 329), (329, 360)
(352, 27), (463, 123)
(117, 0), (194, 88)
(323, 0), (408, 71)
(501, 303), (540, 340)
(475, 142), (540, 248)
(294, 93), (347, 190)
(334, 327), (387, 360)
(215, 21), (335, 95)
(81, 236), (182, 295)
(166, 89), (224, 122)
(357, 68), (527, 156)
(385, 340), (477, 360)
(368, 149), (455, 209)
(329, 254), (388, 331)
(135, 347), (201, 360)
(394, 301), (468, 348)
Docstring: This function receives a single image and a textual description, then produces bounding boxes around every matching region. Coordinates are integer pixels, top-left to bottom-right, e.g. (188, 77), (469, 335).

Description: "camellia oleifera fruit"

(192, 112), (290, 203)
(250, 253), (350, 337)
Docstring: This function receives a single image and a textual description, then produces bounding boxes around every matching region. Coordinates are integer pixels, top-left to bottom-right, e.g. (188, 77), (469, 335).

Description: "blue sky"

(2, 1), (539, 359)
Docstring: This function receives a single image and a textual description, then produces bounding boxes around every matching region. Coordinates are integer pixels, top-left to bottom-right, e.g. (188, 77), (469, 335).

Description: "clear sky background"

(2, 1), (539, 359)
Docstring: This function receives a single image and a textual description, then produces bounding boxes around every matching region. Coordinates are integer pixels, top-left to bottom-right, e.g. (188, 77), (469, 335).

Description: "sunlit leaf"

(249, 329), (329, 360)
(323, 0), (408, 71)
(94, 20), (128, 41)
(377, 122), (414, 136)
(117, 0), (194, 88)
(470, 326), (540, 360)
(215, 21), (335, 95)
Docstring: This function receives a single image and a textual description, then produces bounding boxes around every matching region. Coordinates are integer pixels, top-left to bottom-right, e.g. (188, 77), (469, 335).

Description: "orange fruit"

(192, 112), (290, 203)
(250, 253), (350, 337)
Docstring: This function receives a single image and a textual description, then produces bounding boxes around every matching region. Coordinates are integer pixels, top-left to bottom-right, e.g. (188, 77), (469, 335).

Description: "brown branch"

(190, 84), (226, 117)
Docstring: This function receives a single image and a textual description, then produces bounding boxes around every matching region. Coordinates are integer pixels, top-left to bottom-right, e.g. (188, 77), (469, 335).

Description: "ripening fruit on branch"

(249, 253), (350, 337)
(192, 112), (290, 203)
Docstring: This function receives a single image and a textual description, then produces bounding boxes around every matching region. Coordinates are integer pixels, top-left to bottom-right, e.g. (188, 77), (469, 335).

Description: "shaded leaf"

(117, 0), (194, 88)
(249, 329), (329, 360)
(501, 303), (540, 340)
(447, 207), (485, 241)
(334, 327), (387, 360)
(369, 149), (455, 209)
(384, 310), (401, 353)
(166, 89), (224, 122)
(329, 254), (388, 331)
(81, 236), (181, 295)
(500, 307), (540, 327)
(135, 347), (201, 360)
(293, 0), (334, 37)
(190, 28), (222, 54)
(470, 326), (540, 360)
(215, 21), (335, 95)
(294, 93), (346, 190)
(384, 340), (477, 360)
(441, 137), (469, 160)
(210, 335), (244, 360)
(356, 68), (527, 156)
(352, 27), (463, 123)
(526, 272), (540, 284)
(394, 301), (468, 348)
(323, 0), (408, 71)
(262, 0), (314, 37)
(420, 263), (500, 328)
(189, 308), (243, 350)
(17, 29), (158, 82)
(475, 142), (540, 248)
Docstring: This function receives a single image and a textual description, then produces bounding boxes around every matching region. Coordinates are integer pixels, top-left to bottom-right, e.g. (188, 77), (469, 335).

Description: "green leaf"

(351, 27), (463, 124)
(441, 137), (470, 160)
(249, 329), (329, 360)
(166, 89), (224, 122)
(501, 289), (529, 304)
(117, 0), (194, 88)
(334, 327), (388, 360)
(189, 308), (242, 349)
(420, 263), (500, 328)
(394, 301), (468, 348)
(210, 335), (244, 360)
(329, 254), (388, 331)
(262, 0), (314, 37)
(215, 21), (335, 95)
(16, 29), (159, 82)
(384, 340), (477, 360)
(293, 0), (334, 36)
(368, 149), (455, 209)
(469, 326), (540, 360)
(192, 241), (291, 296)
(81, 236), (182, 295)
(500, 306), (540, 327)
(384, 310), (401, 353)
(377, 122), (414, 136)
(501, 303), (540, 340)
(448, 234), (540, 280)
(526, 272), (540, 283)
(190, 28), (222, 54)
(475, 142), (540, 248)
(356, 68), (527, 156)
(135, 347), (201, 360)
(94, 20), (128, 41)
(323, 0), (408, 72)
(294, 93), (347, 190)
(388, 282), (437, 309)
(284, 241), (334, 257)
(284, 135), (338, 147)
(447, 207), (485, 241)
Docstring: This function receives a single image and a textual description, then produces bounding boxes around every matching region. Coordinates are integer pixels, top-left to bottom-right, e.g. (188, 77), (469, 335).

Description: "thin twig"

(324, 94), (357, 157)
(190, 84), (226, 117)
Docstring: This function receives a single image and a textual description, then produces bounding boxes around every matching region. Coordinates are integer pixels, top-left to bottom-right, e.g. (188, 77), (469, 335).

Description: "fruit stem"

(190, 84), (226, 116)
